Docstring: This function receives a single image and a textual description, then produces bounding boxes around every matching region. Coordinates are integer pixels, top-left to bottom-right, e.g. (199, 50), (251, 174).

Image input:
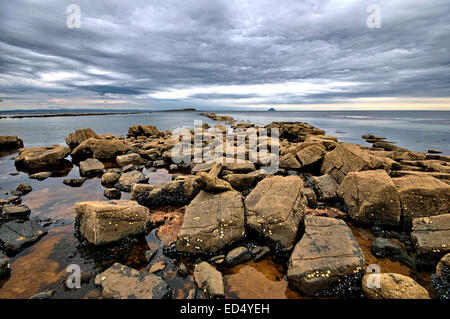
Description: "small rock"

(79, 158), (105, 177)
(193, 262), (224, 299)
(104, 188), (121, 200)
(254, 246), (271, 261)
(303, 188), (317, 207)
(149, 260), (167, 273)
(225, 246), (252, 267)
(0, 253), (10, 280)
(29, 172), (52, 181)
(28, 290), (55, 299)
(115, 170), (149, 192)
(2, 204), (31, 221)
(101, 172), (120, 186)
(16, 184), (32, 195)
(177, 263), (189, 277)
(362, 273), (429, 299)
(63, 178), (87, 187)
(311, 174), (338, 201)
(169, 164), (178, 171)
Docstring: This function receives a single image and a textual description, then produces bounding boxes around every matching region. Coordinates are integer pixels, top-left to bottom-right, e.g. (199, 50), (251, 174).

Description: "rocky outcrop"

(320, 143), (387, 184)
(0, 136), (23, 151)
(94, 263), (169, 299)
(79, 158), (104, 177)
(65, 128), (98, 150)
(338, 170), (402, 226)
(71, 138), (130, 162)
(393, 175), (450, 226)
(127, 125), (163, 138)
(362, 273), (429, 299)
(245, 176), (305, 251)
(14, 145), (70, 171)
(287, 216), (365, 296)
(176, 190), (245, 254)
(193, 262), (224, 298)
(74, 200), (150, 245)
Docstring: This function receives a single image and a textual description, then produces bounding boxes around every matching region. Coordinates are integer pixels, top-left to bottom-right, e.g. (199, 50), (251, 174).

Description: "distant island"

(268, 107), (276, 112)
(162, 108), (197, 112)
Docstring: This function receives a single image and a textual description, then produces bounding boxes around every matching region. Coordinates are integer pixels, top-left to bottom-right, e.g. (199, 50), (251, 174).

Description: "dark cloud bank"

(0, 0), (449, 110)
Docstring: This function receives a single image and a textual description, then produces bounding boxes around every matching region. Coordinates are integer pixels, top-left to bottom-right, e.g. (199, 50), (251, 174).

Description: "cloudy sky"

(0, 0), (449, 111)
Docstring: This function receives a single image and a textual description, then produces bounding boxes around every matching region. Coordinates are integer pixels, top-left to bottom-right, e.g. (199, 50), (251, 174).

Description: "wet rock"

(131, 176), (200, 208)
(115, 170), (148, 192)
(245, 176), (305, 251)
(1, 204), (31, 221)
(15, 145), (70, 171)
(222, 173), (256, 192)
(149, 260), (167, 273)
(127, 125), (163, 138)
(63, 178), (87, 187)
(29, 172), (52, 181)
(145, 249), (157, 263)
(320, 143), (387, 184)
(338, 170), (402, 226)
(371, 226), (386, 238)
(195, 172), (233, 193)
(0, 220), (47, 254)
(74, 200), (150, 245)
(193, 262), (224, 299)
(79, 158), (105, 177)
(303, 188), (317, 207)
(94, 263), (169, 299)
(253, 246), (271, 261)
(0, 253), (10, 279)
(296, 144), (326, 167)
(28, 290), (55, 299)
(432, 253), (450, 299)
(0, 136), (23, 151)
(392, 175), (450, 226)
(225, 246), (252, 267)
(362, 273), (429, 299)
(176, 190), (245, 254)
(0, 195), (20, 206)
(287, 216), (365, 296)
(71, 138), (130, 162)
(371, 237), (416, 269)
(410, 214), (450, 265)
(311, 174), (338, 201)
(177, 263), (189, 277)
(65, 128), (98, 150)
(100, 173), (119, 186)
(116, 153), (143, 167)
(104, 188), (121, 200)
(16, 184), (32, 195)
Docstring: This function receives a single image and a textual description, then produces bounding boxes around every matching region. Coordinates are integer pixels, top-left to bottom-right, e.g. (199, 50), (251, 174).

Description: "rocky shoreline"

(0, 112), (449, 299)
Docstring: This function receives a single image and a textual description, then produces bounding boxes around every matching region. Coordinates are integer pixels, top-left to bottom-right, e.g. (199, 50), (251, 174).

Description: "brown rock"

(311, 174), (338, 201)
(116, 153), (143, 167)
(127, 125), (163, 138)
(0, 136), (23, 151)
(296, 144), (326, 167)
(71, 138), (130, 162)
(65, 128), (98, 150)
(411, 214), (450, 260)
(79, 158), (105, 177)
(14, 145), (70, 170)
(193, 262), (224, 299)
(362, 273), (429, 299)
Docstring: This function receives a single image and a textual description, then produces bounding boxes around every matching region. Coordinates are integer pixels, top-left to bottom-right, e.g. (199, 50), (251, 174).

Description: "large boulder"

(287, 216), (365, 296)
(410, 214), (450, 265)
(79, 158), (105, 177)
(14, 145), (70, 171)
(392, 175), (450, 226)
(74, 200), (150, 245)
(362, 273), (429, 299)
(244, 176), (305, 251)
(176, 190), (245, 254)
(71, 138), (130, 162)
(320, 143), (386, 184)
(0, 136), (23, 151)
(127, 125), (163, 138)
(193, 262), (224, 299)
(338, 170), (402, 226)
(94, 263), (169, 299)
(115, 170), (148, 192)
(65, 128), (98, 150)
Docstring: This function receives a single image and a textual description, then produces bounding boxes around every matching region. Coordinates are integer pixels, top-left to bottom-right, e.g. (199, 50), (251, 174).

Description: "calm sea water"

(0, 110), (449, 154)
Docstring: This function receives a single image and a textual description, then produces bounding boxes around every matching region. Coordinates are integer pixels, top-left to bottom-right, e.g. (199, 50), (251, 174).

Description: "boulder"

(65, 128), (98, 150)
(16, 184), (32, 195)
(222, 161), (256, 173)
(101, 172), (120, 186)
(287, 216), (365, 296)
(193, 262), (224, 299)
(63, 178), (86, 187)
(0, 136), (23, 151)
(371, 237), (416, 269)
(279, 153), (301, 169)
(71, 138), (130, 162)
(115, 170), (148, 192)
(94, 263), (169, 299)
(195, 172), (233, 193)
(14, 145), (70, 171)
(1, 204), (31, 221)
(392, 175), (450, 226)
(222, 173), (256, 191)
(338, 170), (402, 226)
(320, 143), (386, 184)
(0, 220), (47, 254)
(410, 214), (450, 264)
(225, 246), (252, 267)
(245, 176), (305, 251)
(362, 273), (429, 299)
(79, 158), (104, 177)
(296, 144), (326, 167)
(29, 172), (52, 181)
(432, 253), (450, 299)
(74, 200), (150, 245)
(311, 174), (338, 201)
(176, 190), (245, 254)
(303, 188), (317, 207)
(127, 125), (163, 138)
(104, 188), (121, 200)
(116, 153), (143, 167)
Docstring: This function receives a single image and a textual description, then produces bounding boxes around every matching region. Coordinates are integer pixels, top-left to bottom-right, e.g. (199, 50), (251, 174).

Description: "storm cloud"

(0, 0), (449, 110)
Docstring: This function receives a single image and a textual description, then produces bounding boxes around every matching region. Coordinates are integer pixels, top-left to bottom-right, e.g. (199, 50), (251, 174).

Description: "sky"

(0, 0), (449, 111)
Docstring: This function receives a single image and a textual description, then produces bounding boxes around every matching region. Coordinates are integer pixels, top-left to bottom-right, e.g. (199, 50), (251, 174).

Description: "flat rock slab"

(176, 190), (245, 254)
(362, 273), (429, 299)
(411, 214), (450, 261)
(94, 263), (169, 299)
(0, 220), (47, 254)
(79, 158), (104, 177)
(244, 176), (305, 251)
(287, 215), (365, 296)
(338, 169), (402, 226)
(15, 145), (70, 171)
(74, 200), (150, 245)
